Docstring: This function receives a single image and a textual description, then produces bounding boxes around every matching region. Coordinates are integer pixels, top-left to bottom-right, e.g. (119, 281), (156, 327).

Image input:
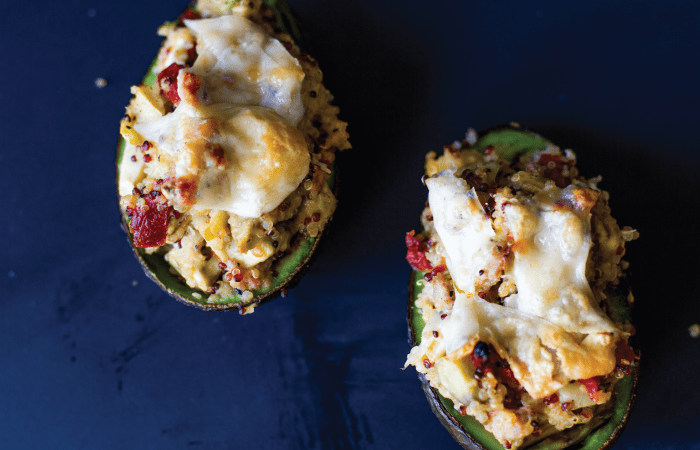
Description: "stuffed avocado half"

(405, 125), (638, 449)
(115, 0), (350, 312)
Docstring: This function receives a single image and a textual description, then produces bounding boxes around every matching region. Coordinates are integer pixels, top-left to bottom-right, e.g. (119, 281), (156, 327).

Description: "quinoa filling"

(117, 0), (350, 309)
(405, 128), (637, 449)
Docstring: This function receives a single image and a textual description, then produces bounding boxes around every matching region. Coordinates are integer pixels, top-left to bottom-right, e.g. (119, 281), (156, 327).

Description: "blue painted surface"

(1, 0), (699, 448)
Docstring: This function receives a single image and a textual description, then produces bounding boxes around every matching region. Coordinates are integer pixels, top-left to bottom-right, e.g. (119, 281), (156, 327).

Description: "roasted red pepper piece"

(186, 44), (198, 66)
(407, 250), (432, 271)
(157, 63), (184, 105)
(406, 230), (433, 271)
(536, 154), (561, 165)
(178, 9), (201, 23)
(128, 195), (171, 248)
(578, 376), (603, 402)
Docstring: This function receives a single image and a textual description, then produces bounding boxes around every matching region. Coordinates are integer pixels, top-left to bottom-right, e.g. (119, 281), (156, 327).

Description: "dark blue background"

(1, 0), (699, 448)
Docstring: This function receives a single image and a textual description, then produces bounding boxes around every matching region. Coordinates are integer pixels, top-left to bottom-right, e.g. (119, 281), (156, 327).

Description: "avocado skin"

(406, 126), (639, 449)
(115, 0), (339, 311)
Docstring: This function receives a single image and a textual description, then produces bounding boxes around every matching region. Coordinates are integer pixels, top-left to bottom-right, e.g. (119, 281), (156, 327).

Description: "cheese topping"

(135, 100), (309, 218)
(133, 14), (310, 218)
(185, 15), (305, 125)
(441, 290), (565, 398)
(426, 170), (618, 397)
(501, 184), (617, 336)
(427, 169), (500, 292)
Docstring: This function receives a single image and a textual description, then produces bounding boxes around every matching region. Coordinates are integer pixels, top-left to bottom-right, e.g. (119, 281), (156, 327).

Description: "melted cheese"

(185, 15), (305, 125)
(501, 185), (617, 336)
(131, 15), (310, 218)
(135, 101), (309, 218)
(440, 290), (565, 398)
(426, 171), (619, 399)
(426, 169), (499, 291)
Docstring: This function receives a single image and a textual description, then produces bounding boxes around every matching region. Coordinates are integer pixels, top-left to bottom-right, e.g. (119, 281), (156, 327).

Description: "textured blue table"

(1, 0), (699, 448)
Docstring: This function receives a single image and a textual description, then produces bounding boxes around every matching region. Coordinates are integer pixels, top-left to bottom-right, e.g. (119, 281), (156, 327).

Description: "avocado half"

(406, 125), (639, 449)
(115, 0), (336, 311)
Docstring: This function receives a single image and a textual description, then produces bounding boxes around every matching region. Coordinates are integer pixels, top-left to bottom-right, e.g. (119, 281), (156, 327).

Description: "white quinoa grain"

(465, 128), (477, 146)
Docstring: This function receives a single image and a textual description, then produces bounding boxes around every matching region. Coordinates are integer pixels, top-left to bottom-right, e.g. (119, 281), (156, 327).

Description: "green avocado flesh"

(408, 127), (637, 449)
(115, 0), (332, 309)
(467, 127), (551, 162)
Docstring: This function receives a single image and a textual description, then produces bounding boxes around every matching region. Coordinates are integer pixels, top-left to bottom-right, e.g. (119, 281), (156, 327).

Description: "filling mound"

(117, 0), (350, 310)
(405, 130), (637, 449)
